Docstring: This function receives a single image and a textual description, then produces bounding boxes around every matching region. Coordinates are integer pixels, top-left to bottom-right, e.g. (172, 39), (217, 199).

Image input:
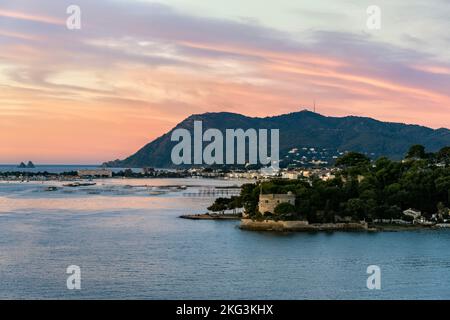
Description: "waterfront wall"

(240, 219), (369, 232)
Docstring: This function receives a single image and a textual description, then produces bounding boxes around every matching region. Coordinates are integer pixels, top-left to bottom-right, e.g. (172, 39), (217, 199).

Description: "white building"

(282, 172), (300, 180)
(403, 208), (422, 220)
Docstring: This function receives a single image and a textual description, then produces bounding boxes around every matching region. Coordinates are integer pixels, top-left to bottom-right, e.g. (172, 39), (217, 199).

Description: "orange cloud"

(1, 4), (450, 164)
(0, 9), (64, 25)
(0, 29), (42, 41)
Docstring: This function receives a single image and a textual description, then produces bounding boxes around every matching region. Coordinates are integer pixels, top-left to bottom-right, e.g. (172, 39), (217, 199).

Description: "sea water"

(1, 177), (450, 299)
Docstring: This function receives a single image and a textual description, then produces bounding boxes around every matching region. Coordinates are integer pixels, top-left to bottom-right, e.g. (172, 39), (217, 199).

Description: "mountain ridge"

(103, 110), (450, 168)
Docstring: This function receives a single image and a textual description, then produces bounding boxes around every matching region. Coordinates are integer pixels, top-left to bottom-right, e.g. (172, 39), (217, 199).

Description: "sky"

(0, 0), (449, 164)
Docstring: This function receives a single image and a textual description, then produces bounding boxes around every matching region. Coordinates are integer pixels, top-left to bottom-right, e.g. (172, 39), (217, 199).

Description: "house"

(258, 191), (296, 215)
(281, 172), (300, 180)
(403, 208), (422, 220)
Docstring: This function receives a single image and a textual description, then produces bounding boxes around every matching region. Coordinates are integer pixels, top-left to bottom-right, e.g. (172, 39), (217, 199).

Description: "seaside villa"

(403, 208), (422, 220)
(258, 192), (296, 215)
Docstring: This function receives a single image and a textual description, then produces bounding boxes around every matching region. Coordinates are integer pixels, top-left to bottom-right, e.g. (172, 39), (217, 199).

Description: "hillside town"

(0, 165), (338, 182)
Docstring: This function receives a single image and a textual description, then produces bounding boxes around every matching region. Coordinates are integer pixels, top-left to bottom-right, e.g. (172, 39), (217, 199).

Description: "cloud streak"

(0, 9), (64, 25)
(0, 0), (449, 163)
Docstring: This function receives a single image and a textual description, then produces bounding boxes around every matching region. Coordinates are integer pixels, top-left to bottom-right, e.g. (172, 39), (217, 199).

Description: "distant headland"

(103, 110), (450, 168)
(17, 161), (35, 168)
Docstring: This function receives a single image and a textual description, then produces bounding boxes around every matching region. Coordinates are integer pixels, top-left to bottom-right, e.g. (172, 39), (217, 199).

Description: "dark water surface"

(1, 178), (450, 299)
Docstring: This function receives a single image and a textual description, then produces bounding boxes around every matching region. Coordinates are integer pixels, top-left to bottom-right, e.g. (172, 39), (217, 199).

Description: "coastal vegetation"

(208, 145), (450, 223)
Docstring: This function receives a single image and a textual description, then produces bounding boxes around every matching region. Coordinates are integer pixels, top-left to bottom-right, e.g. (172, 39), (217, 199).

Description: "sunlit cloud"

(0, 0), (449, 163)
(0, 9), (64, 25)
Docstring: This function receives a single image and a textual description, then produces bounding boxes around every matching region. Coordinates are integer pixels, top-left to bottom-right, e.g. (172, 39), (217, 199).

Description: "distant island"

(17, 161), (35, 168)
(103, 110), (450, 168)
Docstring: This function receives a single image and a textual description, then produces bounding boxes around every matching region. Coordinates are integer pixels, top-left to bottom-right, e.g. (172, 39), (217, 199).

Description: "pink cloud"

(0, 1), (449, 163)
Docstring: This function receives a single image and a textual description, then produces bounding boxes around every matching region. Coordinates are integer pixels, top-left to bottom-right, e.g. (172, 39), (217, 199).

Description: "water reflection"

(1, 178), (450, 299)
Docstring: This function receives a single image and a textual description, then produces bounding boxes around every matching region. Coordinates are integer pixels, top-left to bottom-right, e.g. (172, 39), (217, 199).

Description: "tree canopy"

(335, 152), (370, 167)
(208, 145), (450, 223)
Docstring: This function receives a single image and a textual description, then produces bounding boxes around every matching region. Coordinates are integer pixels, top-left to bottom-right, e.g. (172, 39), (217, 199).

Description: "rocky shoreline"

(180, 215), (450, 232)
(239, 219), (372, 232)
(238, 219), (449, 232)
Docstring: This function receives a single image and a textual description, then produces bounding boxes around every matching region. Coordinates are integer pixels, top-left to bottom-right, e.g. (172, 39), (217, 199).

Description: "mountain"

(103, 110), (450, 168)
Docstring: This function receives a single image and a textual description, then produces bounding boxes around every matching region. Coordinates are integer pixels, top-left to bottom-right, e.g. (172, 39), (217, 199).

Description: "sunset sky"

(1, 0), (450, 164)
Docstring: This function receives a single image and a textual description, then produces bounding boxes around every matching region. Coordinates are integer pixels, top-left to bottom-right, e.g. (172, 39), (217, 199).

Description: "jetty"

(180, 213), (242, 220)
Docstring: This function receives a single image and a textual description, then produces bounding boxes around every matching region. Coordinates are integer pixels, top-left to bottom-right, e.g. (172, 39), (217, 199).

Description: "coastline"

(178, 213), (450, 233)
(239, 219), (372, 232)
(238, 219), (447, 232)
(179, 213), (242, 220)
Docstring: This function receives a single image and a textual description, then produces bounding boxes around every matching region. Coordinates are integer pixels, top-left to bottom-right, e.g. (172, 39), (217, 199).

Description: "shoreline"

(239, 219), (372, 232)
(179, 213), (242, 220)
(179, 215), (450, 232)
(238, 219), (446, 233)
(370, 224), (438, 232)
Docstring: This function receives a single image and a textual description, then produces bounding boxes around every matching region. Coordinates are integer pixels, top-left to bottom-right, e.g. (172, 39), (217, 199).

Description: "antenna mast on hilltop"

(313, 100), (316, 113)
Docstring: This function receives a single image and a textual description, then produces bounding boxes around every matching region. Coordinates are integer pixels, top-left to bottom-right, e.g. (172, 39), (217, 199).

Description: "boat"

(149, 190), (167, 195)
(148, 187), (168, 195)
(63, 182), (97, 187)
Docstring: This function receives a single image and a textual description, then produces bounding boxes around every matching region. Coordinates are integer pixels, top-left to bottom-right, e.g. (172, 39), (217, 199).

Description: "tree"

(437, 147), (450, 165)
(240, 183), (259, 216)
(274, 202), (298, 221)
(123, 168), (134, 177)
(437, 202), (449, 218)
(435, 176), (450, 205)
(406, 144), (426, 159)
(207, 198), (230, 214)
(228, 196), (243, 214)
(345, 198), (366, 221)
(274, 202), (296, 215)
(386, 205), (402, 220)
(335, 152), (370, 167)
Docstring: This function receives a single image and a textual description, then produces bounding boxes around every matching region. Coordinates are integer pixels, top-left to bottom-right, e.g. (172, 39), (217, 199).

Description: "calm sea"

(1, 175), (450, 299)
(0, 165), (141, 174)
